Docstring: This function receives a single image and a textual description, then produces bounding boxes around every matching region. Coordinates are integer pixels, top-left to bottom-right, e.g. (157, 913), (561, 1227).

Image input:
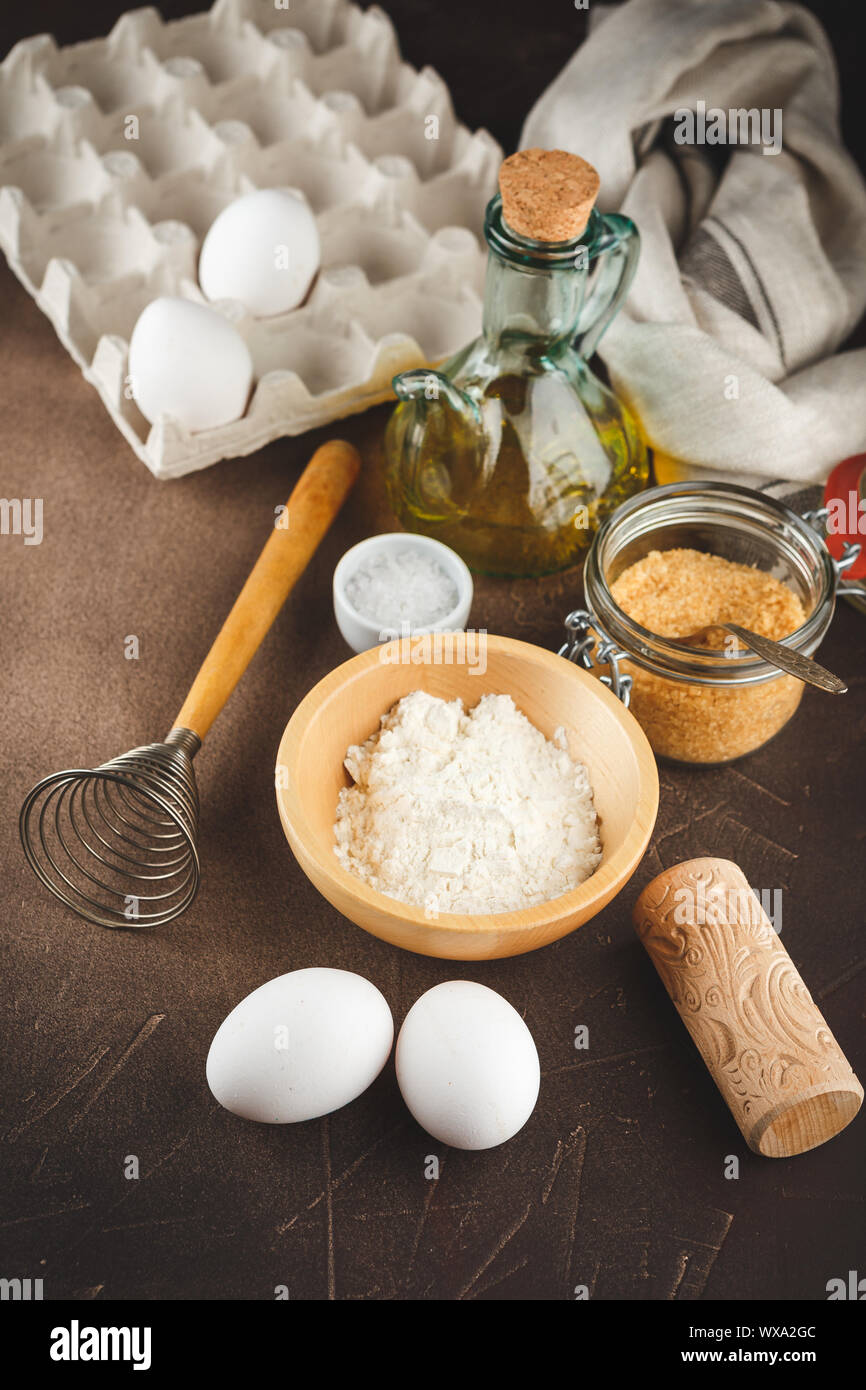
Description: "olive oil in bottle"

(385, 148), (649, 577)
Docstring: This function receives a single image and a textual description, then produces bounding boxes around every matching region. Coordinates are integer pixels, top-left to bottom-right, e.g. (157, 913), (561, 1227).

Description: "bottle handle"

(573, 213), (640, 360)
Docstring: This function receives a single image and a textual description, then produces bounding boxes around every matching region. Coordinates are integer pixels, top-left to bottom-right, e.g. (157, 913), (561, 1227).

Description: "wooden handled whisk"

(19, 441), (360, 930)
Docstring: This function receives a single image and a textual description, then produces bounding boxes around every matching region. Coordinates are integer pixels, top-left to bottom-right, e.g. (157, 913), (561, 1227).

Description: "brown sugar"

(498, 148), (600, 242)
(610, 548), (808, 764)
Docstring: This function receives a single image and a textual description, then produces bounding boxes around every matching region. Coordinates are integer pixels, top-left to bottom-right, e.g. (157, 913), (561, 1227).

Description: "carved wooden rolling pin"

(634, 858), (863, 1158)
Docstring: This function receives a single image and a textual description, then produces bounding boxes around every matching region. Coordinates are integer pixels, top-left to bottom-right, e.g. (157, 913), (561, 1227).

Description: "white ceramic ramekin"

(333, 532), (474, 653)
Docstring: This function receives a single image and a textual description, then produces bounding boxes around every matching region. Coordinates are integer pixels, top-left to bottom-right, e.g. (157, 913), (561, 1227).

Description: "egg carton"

(0, 0), (501, 478)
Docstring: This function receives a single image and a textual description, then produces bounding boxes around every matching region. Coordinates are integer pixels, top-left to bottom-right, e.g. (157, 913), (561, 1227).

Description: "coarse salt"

(334, 690), (602, 914)
(344, 548), (459, 631)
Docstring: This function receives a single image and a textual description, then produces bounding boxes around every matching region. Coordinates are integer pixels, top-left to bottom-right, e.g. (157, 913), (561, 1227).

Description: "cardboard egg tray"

(0, 0), (501, 478)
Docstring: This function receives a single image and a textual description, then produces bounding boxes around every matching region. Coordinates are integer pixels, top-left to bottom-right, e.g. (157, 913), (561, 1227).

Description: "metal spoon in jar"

(671, 622), (847, 694)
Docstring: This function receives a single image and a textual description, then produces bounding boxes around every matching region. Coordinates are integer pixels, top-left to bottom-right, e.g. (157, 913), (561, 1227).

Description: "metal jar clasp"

(558, 609), (633, 707)
(802, 505), (866, 602)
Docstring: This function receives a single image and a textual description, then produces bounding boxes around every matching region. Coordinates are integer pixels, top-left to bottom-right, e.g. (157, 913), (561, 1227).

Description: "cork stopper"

(498, 148), (600, 242)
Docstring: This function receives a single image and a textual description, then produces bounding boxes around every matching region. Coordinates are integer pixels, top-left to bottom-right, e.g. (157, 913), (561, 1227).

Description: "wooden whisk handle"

(174, 440), (360, 741)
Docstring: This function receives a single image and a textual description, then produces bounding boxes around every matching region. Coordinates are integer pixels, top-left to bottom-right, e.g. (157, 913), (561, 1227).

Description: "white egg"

(206, 968), (393, 1124)
(199, 188), (320, 316)
(128, 296), (254, 432)
(395, 981), (540, 1150)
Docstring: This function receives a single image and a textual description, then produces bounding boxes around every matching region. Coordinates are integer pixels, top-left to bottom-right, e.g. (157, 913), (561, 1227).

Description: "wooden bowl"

(275, 636), (658, 960)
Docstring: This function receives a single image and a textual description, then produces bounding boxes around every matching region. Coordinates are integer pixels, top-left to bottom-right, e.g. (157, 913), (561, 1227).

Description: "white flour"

(334, 690), (602, 914)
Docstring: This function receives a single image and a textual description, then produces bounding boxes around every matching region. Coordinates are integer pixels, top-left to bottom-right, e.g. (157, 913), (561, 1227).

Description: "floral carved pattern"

(634, 859), (862, 1155)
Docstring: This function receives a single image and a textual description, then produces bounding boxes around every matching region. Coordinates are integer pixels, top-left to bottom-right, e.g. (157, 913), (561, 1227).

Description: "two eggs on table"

(128, 188), (320, 434)
(207, 968), (541, 1151)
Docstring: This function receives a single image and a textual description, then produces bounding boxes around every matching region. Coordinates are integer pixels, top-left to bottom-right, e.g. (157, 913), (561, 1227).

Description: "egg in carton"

(0, 0), (501, 478)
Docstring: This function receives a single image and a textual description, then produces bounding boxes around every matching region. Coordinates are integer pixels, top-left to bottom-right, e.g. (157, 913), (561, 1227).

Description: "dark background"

(1, 0), (864, 1302)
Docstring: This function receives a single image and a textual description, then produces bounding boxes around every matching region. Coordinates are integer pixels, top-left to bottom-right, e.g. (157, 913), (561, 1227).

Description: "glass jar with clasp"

(384, 149), (649, 577)
(560, 482), (865, 764)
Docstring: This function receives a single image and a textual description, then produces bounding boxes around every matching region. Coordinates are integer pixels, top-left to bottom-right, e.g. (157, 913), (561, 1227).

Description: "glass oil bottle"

(384, 148), (649, 577)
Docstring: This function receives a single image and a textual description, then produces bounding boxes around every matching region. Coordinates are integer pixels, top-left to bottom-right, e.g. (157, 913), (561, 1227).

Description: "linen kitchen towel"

(521, 0), (866, 484)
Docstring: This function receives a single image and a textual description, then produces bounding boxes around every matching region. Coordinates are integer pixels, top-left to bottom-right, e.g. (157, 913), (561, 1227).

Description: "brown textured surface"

(1, 0), (865, 1302)
(499, 148), (600, 240)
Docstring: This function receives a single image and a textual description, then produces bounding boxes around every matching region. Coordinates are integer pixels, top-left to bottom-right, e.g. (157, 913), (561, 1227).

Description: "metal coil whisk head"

(19, 728), (202, 929)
